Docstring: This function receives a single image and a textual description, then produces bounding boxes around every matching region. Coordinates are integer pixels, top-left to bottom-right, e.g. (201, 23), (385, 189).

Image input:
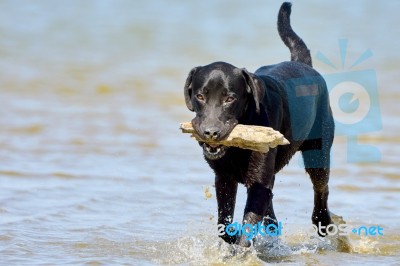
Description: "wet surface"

(0, 0), (399, 265)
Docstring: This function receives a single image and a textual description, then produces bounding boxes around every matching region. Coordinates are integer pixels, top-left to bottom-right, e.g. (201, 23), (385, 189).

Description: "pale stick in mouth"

(179, 122), (290, 153)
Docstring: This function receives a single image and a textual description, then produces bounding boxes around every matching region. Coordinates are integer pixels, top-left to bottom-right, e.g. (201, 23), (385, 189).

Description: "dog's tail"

(277, 2), (312, 67)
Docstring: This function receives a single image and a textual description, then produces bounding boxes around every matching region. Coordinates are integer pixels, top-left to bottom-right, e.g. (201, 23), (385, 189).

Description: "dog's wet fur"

(184, 2), (335, 247)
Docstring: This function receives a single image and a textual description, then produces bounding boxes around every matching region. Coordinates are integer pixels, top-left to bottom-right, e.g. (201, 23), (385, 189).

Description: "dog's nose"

(204, 127), (221, 140)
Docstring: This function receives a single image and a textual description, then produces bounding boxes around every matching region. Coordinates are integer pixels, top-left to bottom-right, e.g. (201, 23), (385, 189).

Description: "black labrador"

(184, 2), (334, 247)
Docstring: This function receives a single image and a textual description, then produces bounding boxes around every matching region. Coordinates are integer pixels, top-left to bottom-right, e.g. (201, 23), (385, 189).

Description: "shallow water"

(0, 0), (399, 265)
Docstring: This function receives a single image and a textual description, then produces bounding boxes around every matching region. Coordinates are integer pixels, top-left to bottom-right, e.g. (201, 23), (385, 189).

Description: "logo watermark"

(217, 222), (282, 241)
(286, 39), (382, 166)
(217, 221), (383, 241)
(310, 222), (384, 237)
(317, 39), (382, 163)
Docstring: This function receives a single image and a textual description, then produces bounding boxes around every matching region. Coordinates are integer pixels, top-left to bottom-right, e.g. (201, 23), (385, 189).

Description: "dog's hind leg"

(305, 167), (332, 235)
(301, 81), (335, 236)
(301, 138), (333, 236)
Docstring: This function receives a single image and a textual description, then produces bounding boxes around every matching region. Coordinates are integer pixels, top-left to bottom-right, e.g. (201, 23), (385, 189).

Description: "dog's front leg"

(236, 183), (273, 247)
(215, 175), (238, 244)
(236, 151), (276, 247)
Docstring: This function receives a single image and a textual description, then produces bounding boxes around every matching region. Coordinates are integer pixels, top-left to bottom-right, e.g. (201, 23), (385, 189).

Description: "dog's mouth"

(202, 142), (227, 160)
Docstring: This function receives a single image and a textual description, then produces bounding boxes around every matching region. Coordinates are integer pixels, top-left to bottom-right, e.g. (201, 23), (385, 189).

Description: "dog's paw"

(229, 243), (252, 257)
(219, 234), (237, 245)
(235, 235), (252, 248)
(312, 208), (333, 237)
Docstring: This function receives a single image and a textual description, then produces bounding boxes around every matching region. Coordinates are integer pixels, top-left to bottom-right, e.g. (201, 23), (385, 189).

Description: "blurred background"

(0, 0), (399, 264)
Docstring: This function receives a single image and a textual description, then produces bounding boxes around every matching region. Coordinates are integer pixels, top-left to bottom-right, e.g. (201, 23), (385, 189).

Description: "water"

(0, 0), (399, 265)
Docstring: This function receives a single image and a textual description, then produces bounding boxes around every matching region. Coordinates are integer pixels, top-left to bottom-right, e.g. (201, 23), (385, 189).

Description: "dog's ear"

(241, 68), (265, 114)
(184, 67), (200, 112)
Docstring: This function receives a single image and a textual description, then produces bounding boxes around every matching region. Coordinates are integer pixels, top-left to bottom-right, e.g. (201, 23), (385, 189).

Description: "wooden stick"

(179, 122), (289, 153)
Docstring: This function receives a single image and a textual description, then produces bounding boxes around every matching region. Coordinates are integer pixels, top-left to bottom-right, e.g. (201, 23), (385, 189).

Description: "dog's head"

(184, 62), (265, 160)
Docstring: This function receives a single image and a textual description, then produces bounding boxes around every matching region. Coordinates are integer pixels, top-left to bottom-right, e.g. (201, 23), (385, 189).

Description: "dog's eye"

(224, 96), (235, 103)
(196, 94), (205, 101)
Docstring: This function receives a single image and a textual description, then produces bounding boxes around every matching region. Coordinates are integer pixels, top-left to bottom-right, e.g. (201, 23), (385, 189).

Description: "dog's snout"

(204, 127), (221, 140)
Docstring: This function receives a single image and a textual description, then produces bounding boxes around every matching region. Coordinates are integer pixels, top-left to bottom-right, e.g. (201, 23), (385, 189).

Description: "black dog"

(184, 2), (334, 247)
